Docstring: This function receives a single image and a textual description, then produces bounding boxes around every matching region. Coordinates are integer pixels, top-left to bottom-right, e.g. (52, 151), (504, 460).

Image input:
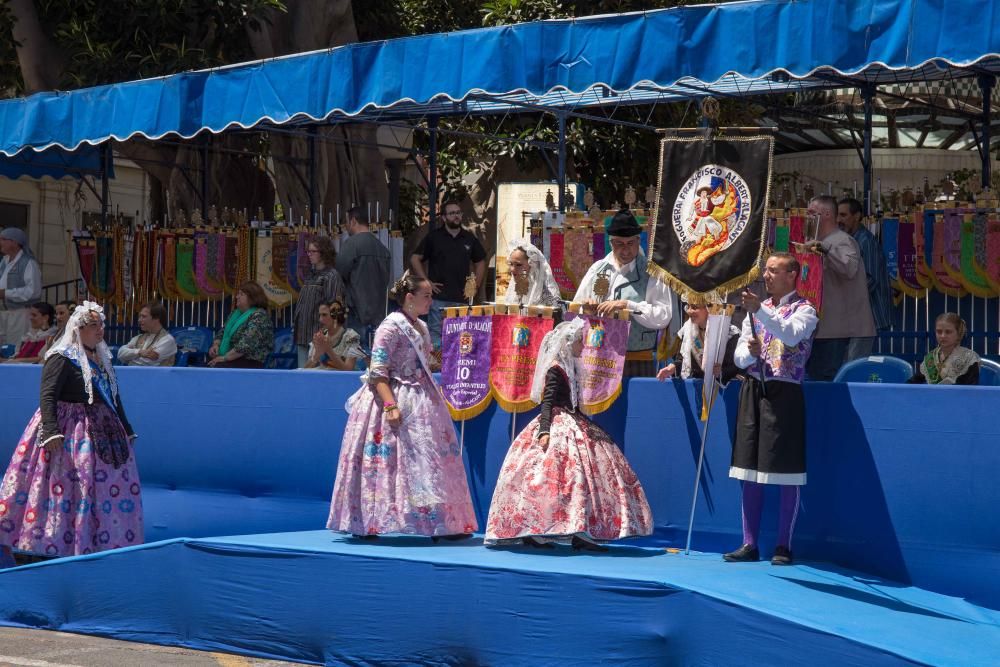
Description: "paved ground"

(0, 628), (310, 667)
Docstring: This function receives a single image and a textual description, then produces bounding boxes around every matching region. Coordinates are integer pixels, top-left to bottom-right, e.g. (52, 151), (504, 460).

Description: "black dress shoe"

(571, 536), (608, 552)
(522, 536), (555, 549)
(771, 545), (793, 566)
(723, 544), (760, 562)
(431, 533), (473, 543)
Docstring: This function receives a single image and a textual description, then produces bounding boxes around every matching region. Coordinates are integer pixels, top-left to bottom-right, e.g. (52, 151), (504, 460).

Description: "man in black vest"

(0, 227), (42, 347)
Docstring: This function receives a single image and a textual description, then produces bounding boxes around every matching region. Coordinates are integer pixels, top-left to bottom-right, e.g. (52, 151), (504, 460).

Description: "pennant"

(986, 211), (1000, 293)
(792, 249), (823, 313)
(489, 311), (554, 413)
(254, 232), (292, 308)
(788, 211), (805, 246)
(773, 222), (790, 252)
(896, 219), (924, 297)
(441, 310), (494, 420)
(915, 209), (934, 289)
(564, 311), (629, 415)
(74, 237), (97, 297)
(160, 233), (180, 300)
(592, 231), (605, 263)
(175, 237), (202, 301)
(194, 234), (224, 299)
(224, 233), (239, 293)
(973, 210), (991, 280)
(547, 230), (575, 298)
(959, 211), (994, 296)
(649, 135), (772, 302)
(931, 212), (967, 297)
(270, 230), (295, 295)
(562, 227), (594, 294)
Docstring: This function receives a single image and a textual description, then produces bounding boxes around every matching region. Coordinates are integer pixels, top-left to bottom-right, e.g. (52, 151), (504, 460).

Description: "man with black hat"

(0, 227), (42, 347)
(573, 209), (673, 377)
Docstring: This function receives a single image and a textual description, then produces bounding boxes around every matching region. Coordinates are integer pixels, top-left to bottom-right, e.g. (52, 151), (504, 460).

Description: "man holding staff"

(725, 252), (817, 566)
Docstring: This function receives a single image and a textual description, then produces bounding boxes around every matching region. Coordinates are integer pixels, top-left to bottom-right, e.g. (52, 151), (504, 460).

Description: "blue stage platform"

(2, 530), (998, 666)
(1, 365), (999, 663)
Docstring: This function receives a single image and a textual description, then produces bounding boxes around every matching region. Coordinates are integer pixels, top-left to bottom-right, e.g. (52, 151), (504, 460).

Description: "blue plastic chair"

(832, 355), (914, 384)
(978, 359), (1000, 386)
(266, 327), (297, 370)
(0, 344), (14, 359)
(108, 345), (123, 366)
(169, 326), (215, 367)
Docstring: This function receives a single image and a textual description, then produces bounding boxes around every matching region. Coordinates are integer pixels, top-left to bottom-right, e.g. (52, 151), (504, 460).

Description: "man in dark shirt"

(337, 206), (391, 351)
(410, 200), (486, 349)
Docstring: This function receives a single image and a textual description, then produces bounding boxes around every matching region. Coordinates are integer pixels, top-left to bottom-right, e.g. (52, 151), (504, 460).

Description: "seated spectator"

(207, 281), (274, 369)
(3, 303), (57, 364)
(656, 301), (740, 383)
(303, 300), (364, 371)
(908, 312), (980, 385)
(36, 299), (76, 360)
(118, 302), (178, 367)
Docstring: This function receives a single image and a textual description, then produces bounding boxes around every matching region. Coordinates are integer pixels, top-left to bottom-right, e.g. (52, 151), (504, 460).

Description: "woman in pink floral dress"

(327, 273), (477, 539)
(0, 302), (142, 568)
(485, 319), (653, 550)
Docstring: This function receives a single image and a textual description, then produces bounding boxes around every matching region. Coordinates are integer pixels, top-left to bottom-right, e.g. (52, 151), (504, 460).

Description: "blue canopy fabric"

(0, 144), (110, 180)
(0, 0), (998, 156)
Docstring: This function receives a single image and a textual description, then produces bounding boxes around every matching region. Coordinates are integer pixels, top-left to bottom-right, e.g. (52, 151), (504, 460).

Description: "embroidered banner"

(881, 217), (899, 283)
(792, 249), (823, 313)
(986, 211), (1000, 292)
(440, 310), (493, 420)
(563, 227), (594, 291)
(788, 210), (806, 246)
(915, 209), (934, 289)
(564, 311), (629, 415)
(931, 212), (967, 297)
(896, 219), (924, 297)
(649, 135), (772, 301)
(176, 237), (203, 301)
(547, 230), (575, 298)
(254, 232), (292, 308)
(959, 211), (994, 297)
(973, 210), (990, 280)
(489, 311), (554, 412)
(592, 231), (605, 263)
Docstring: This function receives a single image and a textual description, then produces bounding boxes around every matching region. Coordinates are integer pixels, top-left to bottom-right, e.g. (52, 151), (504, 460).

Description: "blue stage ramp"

(1, 531), (998, 666)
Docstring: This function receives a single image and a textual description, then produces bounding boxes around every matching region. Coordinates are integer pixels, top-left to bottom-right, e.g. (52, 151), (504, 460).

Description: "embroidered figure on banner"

(459, 331), (474, 355)
(512, 322), (531, 348)
(673, 166), (753, 267)
(586, 321), (606, 349)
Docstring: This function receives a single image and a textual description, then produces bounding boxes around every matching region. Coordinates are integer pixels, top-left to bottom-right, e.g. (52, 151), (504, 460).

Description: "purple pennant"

(564, 311), (629, 415)
(440, 314), (493, 420)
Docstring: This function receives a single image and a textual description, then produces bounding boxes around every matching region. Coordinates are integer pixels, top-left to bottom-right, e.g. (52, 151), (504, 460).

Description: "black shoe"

(771, 545), (793, 566)
(522, 536), (555, 549)
(571, 536), (608, 552)
(723, 544), (760, 562)
(351, 534), (379, 541)
(431, 533), (472, 543)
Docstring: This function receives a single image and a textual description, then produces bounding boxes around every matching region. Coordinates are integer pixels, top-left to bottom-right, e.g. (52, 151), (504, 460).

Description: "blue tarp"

(0, 144), (110, 180)
(0, 0), (998, 155)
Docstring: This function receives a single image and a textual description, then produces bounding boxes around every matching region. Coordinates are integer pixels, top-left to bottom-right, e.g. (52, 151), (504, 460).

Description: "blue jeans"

(427, 299), (464, 350)
(806, 338), (850, 381)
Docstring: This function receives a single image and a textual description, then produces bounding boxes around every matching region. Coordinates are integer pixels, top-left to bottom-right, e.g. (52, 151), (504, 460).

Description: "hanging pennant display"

(175, 236), (203, 301)
(74, 236), (97, 297)
(194, 234), (224, 299)
(649, 135), (772, 302)
(440, 307), (494, 420)
(564, 309), (630, 415)
(562, 226), (594, 291)
(985, 209), (1000, 293)
(931, 212), (967, 297)
(270, 229), (295, 295)
(546, 230), (576, 298)
(489, 307), (554, 413)
(160, 232), (180, 300)
(972, 210), (990, 280)
(915, 209), (935, 289)
(254, 231), (292, 308)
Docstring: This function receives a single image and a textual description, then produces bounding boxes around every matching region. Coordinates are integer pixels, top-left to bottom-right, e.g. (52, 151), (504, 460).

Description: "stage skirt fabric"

(327, 377), (478, 537)
(0, 402), (143, 557)
(485, 408), (653, 544)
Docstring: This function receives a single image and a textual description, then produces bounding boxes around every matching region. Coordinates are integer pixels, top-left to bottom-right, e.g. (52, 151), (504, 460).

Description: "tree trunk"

(7, 0), (65, 93)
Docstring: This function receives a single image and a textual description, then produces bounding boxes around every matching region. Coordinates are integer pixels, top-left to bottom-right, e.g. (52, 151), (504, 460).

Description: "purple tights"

(741, 481), (800, 549)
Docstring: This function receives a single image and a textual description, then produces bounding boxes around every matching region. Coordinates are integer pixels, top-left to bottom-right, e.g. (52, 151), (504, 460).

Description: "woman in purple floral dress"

(327, 273), (477, 539)
(0, 302), (142, 568)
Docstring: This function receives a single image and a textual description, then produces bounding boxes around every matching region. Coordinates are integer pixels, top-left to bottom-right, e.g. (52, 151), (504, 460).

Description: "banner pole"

(510, 410), (516, 444)
(459, 418), (465, 457)
(685, 377), (719, 555)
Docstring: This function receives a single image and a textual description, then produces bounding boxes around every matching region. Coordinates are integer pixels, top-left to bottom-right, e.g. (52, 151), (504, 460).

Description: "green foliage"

(0, 0), (285, 95)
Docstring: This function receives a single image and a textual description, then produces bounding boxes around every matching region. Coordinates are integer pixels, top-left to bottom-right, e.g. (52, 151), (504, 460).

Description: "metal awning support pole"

(99, 143), (111, 228)
(557, 111), (568, 212)
(428, 116), (439, 225)
(308, 126), (318, 223)
(861, 86), (875, 216)
(978, 74), (995, 191)
(200, 135), (210, 210)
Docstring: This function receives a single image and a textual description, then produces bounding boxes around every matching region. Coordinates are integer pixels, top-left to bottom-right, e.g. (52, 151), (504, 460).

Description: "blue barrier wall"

(1, 366), (997, 608)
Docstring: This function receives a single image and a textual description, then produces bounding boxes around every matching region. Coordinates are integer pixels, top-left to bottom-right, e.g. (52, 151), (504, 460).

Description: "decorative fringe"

(447, 394), (494, 421)
(579, 382), (621, 417)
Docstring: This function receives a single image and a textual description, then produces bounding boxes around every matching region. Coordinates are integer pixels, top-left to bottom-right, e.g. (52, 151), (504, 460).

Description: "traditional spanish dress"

(486, 321), (653, 545)
(327, 311), (477, 537)
(908, 346), (980, 385)
(0, 353), (143, 556)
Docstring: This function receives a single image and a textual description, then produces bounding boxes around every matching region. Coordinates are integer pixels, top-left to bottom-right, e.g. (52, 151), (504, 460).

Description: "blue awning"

(0, 144), (110, 180)
(0, 0), (997, 156)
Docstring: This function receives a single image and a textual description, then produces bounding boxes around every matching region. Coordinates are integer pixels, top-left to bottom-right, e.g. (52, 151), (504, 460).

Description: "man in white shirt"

(574, 209), (674, 377)
(118, 302), (177, 367)
(0, 227), (42, 347)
